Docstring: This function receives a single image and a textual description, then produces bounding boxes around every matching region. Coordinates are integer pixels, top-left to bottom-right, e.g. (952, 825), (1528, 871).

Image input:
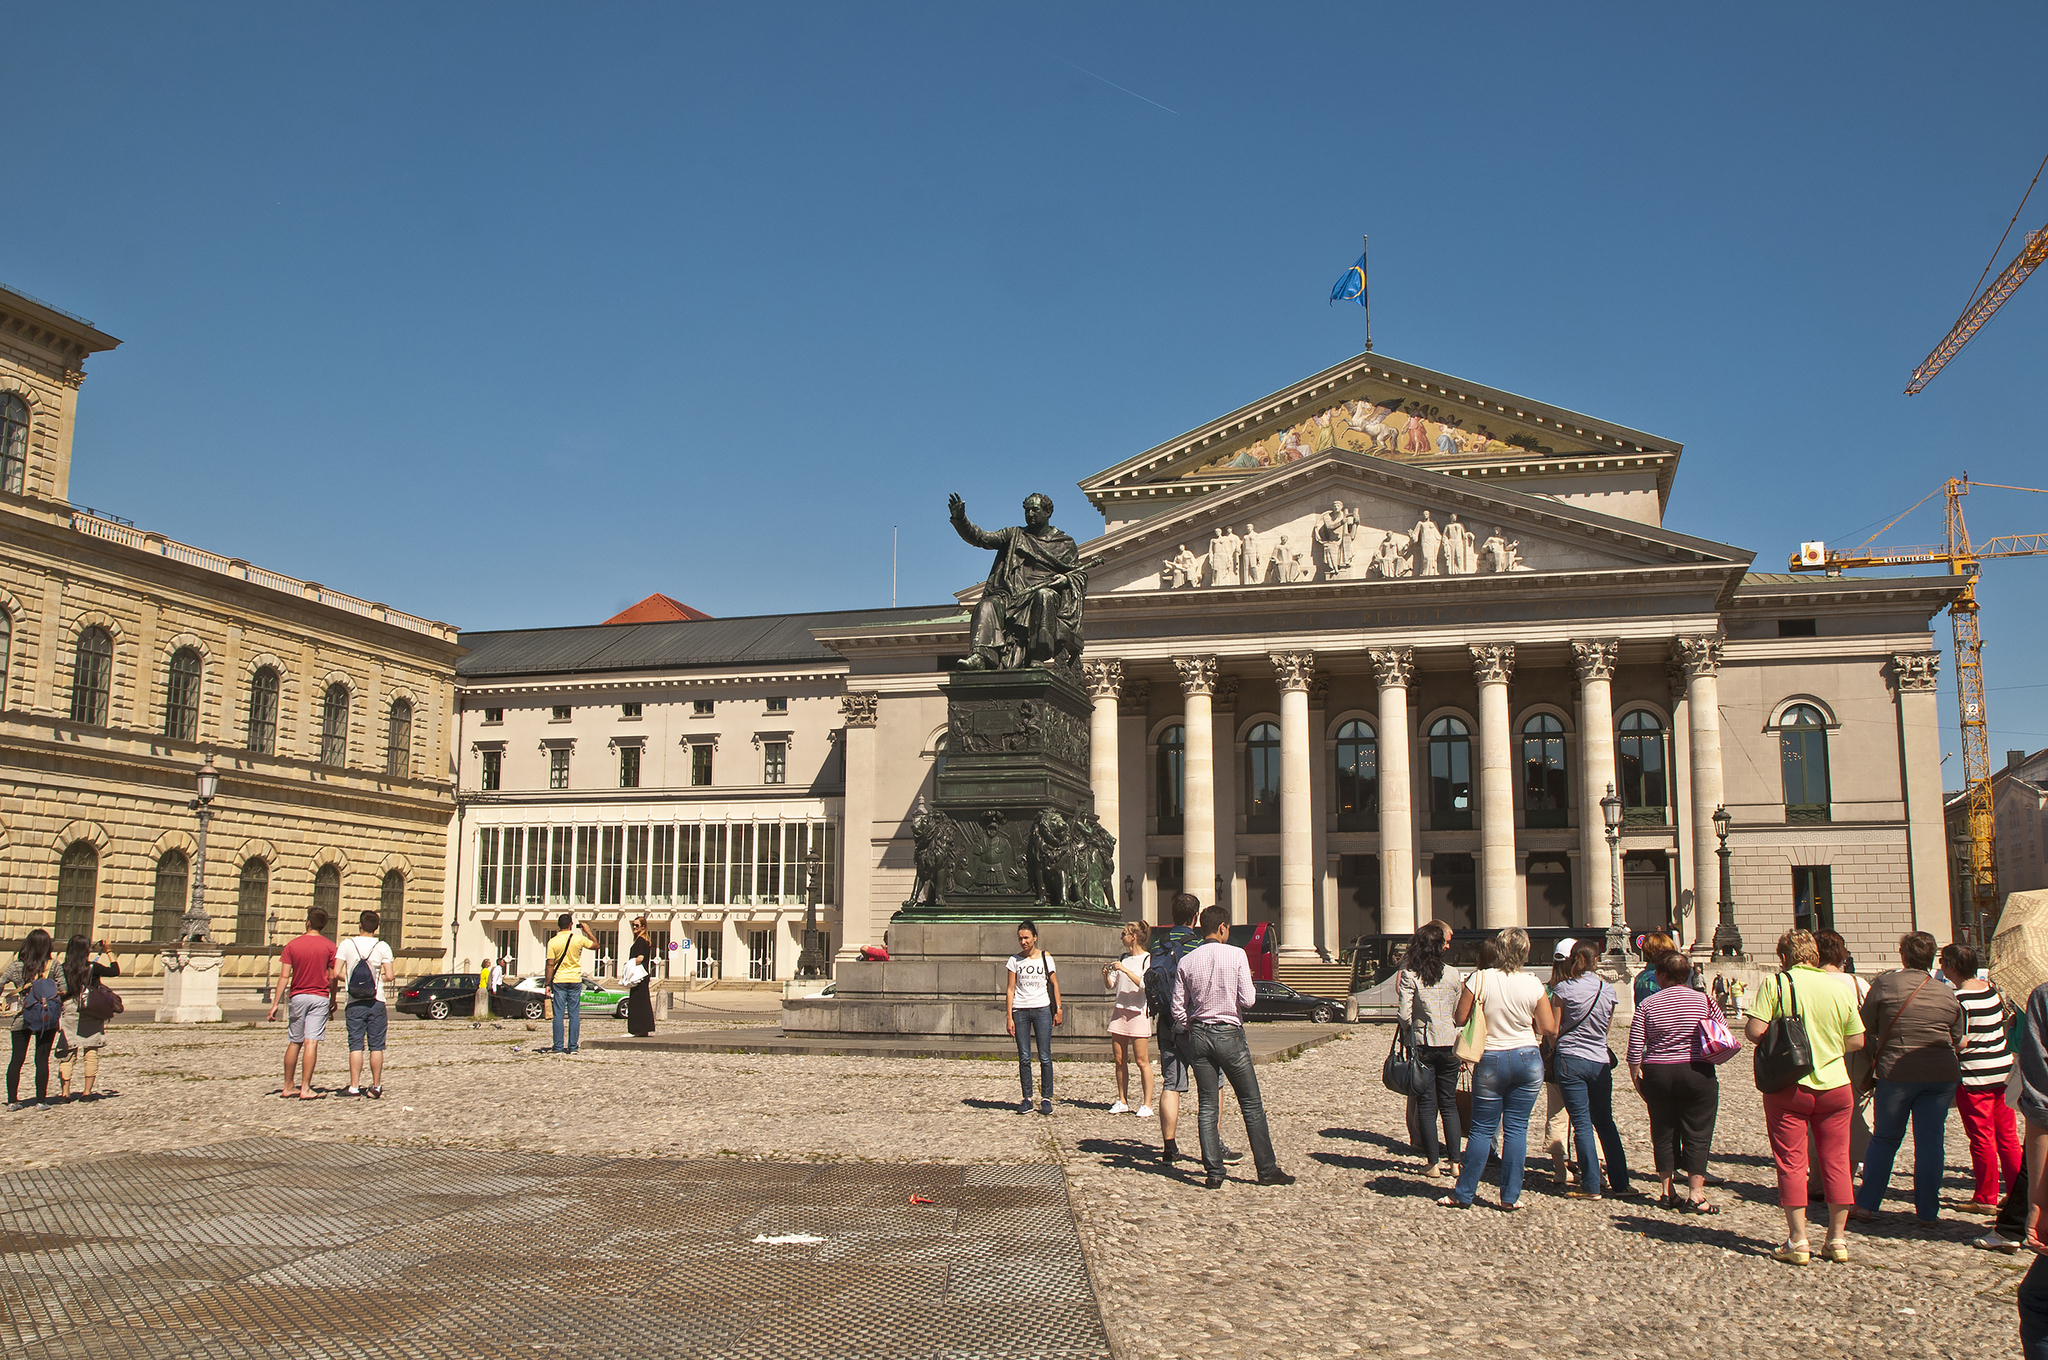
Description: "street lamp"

(796, 847), (827, 979)
(1711, 805), (1743, 959)
(1954, 827), (1977, 951)
(1600, 783), (1627, 970)
(261, 909), (280, 1003)
(181, 756), (220, 944)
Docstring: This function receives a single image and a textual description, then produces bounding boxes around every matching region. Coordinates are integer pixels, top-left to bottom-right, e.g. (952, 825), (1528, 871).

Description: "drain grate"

(0, 1139), (1111, 1360)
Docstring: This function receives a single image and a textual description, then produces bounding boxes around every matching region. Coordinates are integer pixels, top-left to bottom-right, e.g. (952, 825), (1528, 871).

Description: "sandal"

(1772, 1239), (1811, 1265)
(1678, 1196), (1720, 1215)
(1436, 1195), (1469, 1209)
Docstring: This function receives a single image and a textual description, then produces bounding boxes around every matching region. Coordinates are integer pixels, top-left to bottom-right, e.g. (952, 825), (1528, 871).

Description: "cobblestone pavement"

(0, 1013), (2027, 1358)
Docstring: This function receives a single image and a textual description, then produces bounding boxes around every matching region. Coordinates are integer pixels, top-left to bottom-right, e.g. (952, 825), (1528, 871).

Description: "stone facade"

(0, 285), (461, 985)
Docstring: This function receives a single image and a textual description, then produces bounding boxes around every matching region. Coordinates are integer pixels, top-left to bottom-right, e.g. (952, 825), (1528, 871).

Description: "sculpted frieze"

(1157, 497), (1532, 590)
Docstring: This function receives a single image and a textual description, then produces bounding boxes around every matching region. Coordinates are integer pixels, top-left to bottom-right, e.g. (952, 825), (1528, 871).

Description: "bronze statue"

(948, 492), (1086, 671)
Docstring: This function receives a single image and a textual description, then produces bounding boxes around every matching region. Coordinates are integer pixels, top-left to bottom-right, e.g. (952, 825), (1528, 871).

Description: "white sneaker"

(1973, 1229), (2019, 1253)
(1107, 1101), (1130, 1115)
(1136, 1105), (1153, 1118)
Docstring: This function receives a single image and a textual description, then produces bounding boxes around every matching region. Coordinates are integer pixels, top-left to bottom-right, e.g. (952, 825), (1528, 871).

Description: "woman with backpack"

(4, 928), (61, 1109)
(1102, 920), (1155, 1118)
(57, 935), (120, 1101)
(1004, 920), (1061, 1115)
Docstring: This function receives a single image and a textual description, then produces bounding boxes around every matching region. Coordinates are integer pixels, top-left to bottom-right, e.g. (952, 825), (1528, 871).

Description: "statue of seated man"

(949, 492), (1087, 670)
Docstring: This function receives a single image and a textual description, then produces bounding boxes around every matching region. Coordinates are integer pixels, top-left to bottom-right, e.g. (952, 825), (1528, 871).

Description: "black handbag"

(1383, 1025), (1426, 1097)
(1752, 973), (1815, 1094)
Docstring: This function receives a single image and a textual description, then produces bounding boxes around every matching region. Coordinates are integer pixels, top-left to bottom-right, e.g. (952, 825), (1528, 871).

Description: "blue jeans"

(2023, 1255), (2048, 1360)
(551, 984), (583, 1053)
(1183, 1021), (1279, 1177)
(1451, 1046), (1544, 1206)
(1554, 1051), (1630, 1195)
(1013, 1006), (1052, 1101)
(1856, 1079), (1957, 1220)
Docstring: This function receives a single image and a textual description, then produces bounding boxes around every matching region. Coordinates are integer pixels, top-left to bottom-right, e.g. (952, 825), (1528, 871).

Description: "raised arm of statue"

(948, 493), (1004, 551)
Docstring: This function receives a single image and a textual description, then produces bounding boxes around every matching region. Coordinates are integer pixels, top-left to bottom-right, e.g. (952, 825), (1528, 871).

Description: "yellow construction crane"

(1789, 477), (2048, 942)
(1906, 149), (2048, 394)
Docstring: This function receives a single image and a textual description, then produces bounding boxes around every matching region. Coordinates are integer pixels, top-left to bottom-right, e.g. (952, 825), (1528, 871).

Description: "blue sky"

(6, 3), (2048, 778)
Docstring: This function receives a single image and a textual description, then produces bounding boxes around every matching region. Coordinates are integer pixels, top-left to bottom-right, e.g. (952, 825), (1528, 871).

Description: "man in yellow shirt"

(545, 913), (597, 1054)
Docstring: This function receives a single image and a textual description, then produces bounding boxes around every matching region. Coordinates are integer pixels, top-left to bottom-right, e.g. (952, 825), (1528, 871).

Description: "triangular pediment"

(1069, 450), (1745, 600)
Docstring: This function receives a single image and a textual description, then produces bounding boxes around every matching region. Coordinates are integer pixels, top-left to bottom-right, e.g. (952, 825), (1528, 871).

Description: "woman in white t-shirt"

(1440, 926), (1558, 1211)
(1102, 920), (1156, 1119)
(1004, 921), (1062, 1116)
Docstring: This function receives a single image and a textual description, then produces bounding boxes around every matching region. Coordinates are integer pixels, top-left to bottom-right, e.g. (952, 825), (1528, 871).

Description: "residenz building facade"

(450, 350), (1960, 978)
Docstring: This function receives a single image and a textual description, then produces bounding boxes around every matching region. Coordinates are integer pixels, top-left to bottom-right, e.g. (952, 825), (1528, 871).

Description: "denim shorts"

(1156, 1021), (1190, 1094)
(345, 1000), (388, 1053)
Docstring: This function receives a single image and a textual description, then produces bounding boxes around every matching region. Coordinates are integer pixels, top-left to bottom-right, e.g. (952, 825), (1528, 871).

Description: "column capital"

(1889, 651), (1940, 693)
(1368, 646), (1414, 689)
(1308, 675), (1331, 708)
(1082, 658), (1123, 700)
(839, 692), (880, 728)
(1469, 643), (1515, 686)
(1269, 651), (1316, 694)
(1118, 678), (1151, 717)
(1172, 656), (1218, 696)
(1672, 633), (1725, 679)
(1665, 659), (1687, 703)
(1570, 638), (1620, 682)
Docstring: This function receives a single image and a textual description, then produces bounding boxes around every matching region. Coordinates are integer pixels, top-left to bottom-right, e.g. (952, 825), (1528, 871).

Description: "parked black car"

(393, 974), (481, 1020)
(1246, 980), (1341, 1024)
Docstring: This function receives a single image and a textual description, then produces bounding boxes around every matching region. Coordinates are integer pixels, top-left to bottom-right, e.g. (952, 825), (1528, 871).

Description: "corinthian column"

(1173, 656), (1218, 910)
(1673, 635), (1725, 950)
(1572, 639), (1620, 934)
(1271, 651), (1317, 959)
(1471, 643), (1517, 928)
(1084, 659), (1123, 905)
(1370, 648), (1416, 936)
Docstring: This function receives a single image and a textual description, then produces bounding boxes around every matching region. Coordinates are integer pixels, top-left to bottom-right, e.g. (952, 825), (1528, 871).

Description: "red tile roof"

(602, 593), (713, 626)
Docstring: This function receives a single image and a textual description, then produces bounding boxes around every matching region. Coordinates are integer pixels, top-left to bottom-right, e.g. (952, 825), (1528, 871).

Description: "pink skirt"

(1107, 1006), (1151, 1038)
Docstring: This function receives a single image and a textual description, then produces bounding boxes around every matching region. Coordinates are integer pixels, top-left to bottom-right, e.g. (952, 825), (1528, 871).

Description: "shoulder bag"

(1855, 973), (1932, 1098)
(1753, 973), (1815, 1094)
(1693, 996), (1742, 1065)
(1454, 974), (1489, 1064)
(1382, 1023), (1427, 1096)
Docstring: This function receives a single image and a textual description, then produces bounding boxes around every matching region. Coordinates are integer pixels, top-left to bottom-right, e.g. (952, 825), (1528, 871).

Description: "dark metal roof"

(457, 605), (960, 678)
(1734, 572), (1962, 595)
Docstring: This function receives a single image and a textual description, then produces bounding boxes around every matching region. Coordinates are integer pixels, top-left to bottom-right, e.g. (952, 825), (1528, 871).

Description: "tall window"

(1618, 710), (1667, 823)
(1521, 713), (1568, 828)
(481, 749), (502, 790)
(164, 647), (202, 742)
(236, 858), (269, 945)
(690, 744), (713, 786)
(313, 864), (341, 940)
(70, 626), (112, 726)
(320, 683), (349, 767)
(1157, 725), (1185, 834)
(1429, 717), (1473, 830)
(1792, 865), (1834, 934)
(0, 610), (12, 706)
(1778, 704), (1832, 823)
(763, 741), (787, 785)
(380, 870), (404, 945)
(1245, 722), (1281, 834)
(246, 666), (280, 754)
(0, 392), (26, 495)
(55, 842), (97, 940)
(151, 850), (190, 940)
(385, 698), (412, 777)
(1334, 720), (1378, 832)
(619, 745), (641, 789)
(549, 747), (570, 789)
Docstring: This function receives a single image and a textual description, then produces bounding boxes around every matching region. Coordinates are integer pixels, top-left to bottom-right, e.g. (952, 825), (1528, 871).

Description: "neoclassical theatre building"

(453, 350), (1960, 976)
(0, 285), (462, 983)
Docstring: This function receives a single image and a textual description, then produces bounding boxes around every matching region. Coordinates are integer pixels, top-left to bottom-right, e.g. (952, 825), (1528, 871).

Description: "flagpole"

(1362, 233), (1372, 352)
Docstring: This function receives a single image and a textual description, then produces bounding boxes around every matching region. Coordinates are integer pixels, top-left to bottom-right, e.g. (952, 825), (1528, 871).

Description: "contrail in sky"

(1028, 41), (1179, 115)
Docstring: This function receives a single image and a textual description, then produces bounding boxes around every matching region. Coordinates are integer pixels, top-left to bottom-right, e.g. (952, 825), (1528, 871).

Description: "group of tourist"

(264, 907), (397, 1099)
(3, 928), (121, 1108)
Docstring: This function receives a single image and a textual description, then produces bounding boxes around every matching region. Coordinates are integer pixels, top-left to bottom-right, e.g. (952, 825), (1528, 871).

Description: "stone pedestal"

(154, 945), (225, 1024)
(782, 919), (1126, 1039)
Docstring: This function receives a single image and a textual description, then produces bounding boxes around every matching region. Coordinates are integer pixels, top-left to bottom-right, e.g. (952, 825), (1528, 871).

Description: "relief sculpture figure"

(1239, 523), (1266, 586)
(1482, 526), (1530, 573)
(1372, 532), (1412, 579)
(1443, 515), (1477, 576)
(1410, 510), (1443, 576)
(950, 492), (1086, 670)
(1162, 544), (1203, 589)
(1314, 500), (1358, 578)
(1208, 525), (1243, 587)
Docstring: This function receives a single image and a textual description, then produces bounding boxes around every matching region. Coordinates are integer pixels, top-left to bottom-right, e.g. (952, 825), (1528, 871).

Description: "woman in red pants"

(1942, 942), (2018, 1215)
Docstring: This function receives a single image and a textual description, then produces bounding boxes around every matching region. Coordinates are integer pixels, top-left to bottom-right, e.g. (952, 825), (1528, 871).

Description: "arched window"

(70, 626), (112, 726)
(55, 842), (97, 940)
(1618, 710), (1668, 824)
(1335, 719), (1378, 831)
(320, 683), (349, 767)
(247, 667), (280, 754)
(236, 858), (269, 945)
(152, 850), (190, 941)
(164, 647), (202, 742)
(380, 869), (405, 945)
(1778, 703), (1832, 823)
(1521, 713), (1568, 828)
(385, 698), (412, 778)
(0, 392), (27, 495)
(314, 863), (341, 940)
(1156, 724), (1185, 834)
(1244, 722), (1282, 834)
(1428, 716), (1473, 830)
(0, 611), (11, 705)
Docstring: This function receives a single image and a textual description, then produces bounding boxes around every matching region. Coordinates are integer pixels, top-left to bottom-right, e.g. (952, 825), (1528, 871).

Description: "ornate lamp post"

(156, 755), (226, 1023)
(1600, 783), (1627, 970)
(182, 757), (220, 942)
(1953, 827), (1978, 952)
(796, 847), (827, 980)
(262, 909), (280, 1003)
(1711, 805), (1743, 958)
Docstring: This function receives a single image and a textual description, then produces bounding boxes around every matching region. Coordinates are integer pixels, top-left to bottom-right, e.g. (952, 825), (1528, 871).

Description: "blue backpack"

(21, 975), (60, 1033)
(1143, 929), (1199, 1022)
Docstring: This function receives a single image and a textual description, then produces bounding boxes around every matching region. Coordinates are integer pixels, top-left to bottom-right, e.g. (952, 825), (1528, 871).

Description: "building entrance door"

(693, 929), (722, 980)
(747, 929), (775, 981)
(1623, 853), (1671, 937)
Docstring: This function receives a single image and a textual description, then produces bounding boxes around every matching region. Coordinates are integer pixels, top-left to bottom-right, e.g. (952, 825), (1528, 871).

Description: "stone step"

(1275, 962), (1354, 1000)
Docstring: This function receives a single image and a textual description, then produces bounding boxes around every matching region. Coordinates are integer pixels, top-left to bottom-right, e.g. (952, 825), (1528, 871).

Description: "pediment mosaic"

(1182, 390), (1564, 479)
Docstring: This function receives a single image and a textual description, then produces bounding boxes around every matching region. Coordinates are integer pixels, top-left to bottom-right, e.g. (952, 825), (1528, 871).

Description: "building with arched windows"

(0, 284), (461, 989)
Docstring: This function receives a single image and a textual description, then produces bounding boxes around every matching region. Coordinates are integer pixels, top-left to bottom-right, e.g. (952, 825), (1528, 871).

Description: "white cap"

(1553, 937), (1577, 959)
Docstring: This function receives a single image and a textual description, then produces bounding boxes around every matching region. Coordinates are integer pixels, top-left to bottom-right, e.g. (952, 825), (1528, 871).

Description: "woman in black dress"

(626, 916), (656, 1037)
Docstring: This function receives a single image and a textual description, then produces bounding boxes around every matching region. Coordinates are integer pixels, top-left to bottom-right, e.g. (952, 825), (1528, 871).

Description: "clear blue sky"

(8, 3), (2048, 779)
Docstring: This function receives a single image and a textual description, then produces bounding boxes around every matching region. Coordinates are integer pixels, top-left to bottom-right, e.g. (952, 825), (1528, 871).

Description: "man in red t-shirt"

(265, 908), (338, 1099)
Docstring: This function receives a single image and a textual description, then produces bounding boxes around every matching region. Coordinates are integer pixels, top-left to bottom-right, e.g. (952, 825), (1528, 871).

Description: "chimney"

(2009, 750), (2028, 770)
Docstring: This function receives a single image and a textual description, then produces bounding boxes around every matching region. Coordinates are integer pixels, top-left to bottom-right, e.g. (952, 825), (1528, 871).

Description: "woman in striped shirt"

(1627, 951), (1726, 1213)
(1941, 942), (2016, 1214)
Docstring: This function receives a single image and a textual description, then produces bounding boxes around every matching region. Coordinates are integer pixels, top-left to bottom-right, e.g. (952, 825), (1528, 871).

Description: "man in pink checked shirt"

(1171, 904), (1297, 1191)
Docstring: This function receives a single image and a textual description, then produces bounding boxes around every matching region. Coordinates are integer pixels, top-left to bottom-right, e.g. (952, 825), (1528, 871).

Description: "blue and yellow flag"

(1329, 254), (1367, 307)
